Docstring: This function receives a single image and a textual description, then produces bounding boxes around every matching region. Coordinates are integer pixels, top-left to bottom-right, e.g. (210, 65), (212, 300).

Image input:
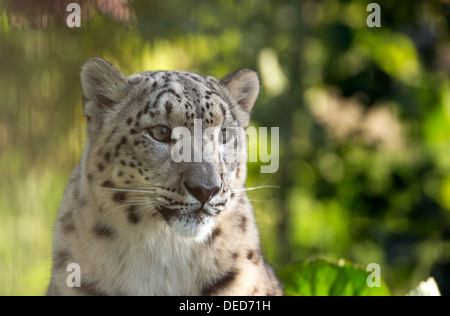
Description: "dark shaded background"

(0, 0), (449, 295)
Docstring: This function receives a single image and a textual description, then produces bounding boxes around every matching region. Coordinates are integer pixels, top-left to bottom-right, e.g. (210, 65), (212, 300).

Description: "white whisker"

(123, 200), (154, 203)
(105, 202), (149, 212)
(102, 202), (157, 218)
(94, 186), (158, 194)
(226, 200), (246, 208)
(231, 185), (279, 193)
(136, 205), (158, 213)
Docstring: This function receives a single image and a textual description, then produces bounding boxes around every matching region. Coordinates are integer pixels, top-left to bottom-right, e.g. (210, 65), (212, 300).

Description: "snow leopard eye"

(148, 125), (172, 143)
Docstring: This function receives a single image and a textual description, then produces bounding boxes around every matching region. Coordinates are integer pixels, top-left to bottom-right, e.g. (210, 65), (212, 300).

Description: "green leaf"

(279, 259), (390, 296)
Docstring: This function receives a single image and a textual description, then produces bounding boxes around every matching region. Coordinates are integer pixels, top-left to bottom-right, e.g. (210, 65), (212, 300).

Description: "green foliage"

(279, 259), (390, 296)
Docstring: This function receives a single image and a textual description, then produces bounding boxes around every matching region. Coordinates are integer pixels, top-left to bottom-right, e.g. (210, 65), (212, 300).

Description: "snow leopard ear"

(80, 58), (126, 122)
(220, 68), (260, 114)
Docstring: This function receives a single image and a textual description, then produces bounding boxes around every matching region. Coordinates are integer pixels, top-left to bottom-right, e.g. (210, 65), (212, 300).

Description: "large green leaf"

(279, 259), (390, 296)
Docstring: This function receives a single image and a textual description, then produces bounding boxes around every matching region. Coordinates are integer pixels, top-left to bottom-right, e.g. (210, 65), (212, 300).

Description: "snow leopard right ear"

(80, 58), (126, 122)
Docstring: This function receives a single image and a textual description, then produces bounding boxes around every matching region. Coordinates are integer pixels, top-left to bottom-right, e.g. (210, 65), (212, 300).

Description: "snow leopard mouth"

(158, 206), (212, 223)
(157, 205), (217, 239)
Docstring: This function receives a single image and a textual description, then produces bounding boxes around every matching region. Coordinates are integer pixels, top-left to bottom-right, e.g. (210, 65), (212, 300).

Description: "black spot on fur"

(97, 95), (115, 109)
(54, 250), (71, 271)
(168, 89), (181, 102)
(240, 85), (252, 95)
(152, 90), (167, 108)
(161, 196), (173, 203)
(126, 205), (140, 224)
(247, 249), (260, 264)
(87, 173), (94, 183)
(165, 101), (173, 116)
(238, 97), (250, 107)
(238, 215), (247, 232)
(127, 117), (133, 125)
(101, 180), (114, 188)
(113, 191), (127, 203)
(92, 222), (115, 238)
(236, 164), (241, 178)
(130, 129), (137, 135)
(219, 103), (227, 118)
(104, 152), (111, 162)
(73, 187), (80, 201)
(144, 101), (151, 114)
(115, 137), (127, 157)
(78, 196), (88, 207)
(128, 212), (140, 224)
(60, 210), (75, 234)
(189, 74), (202, 83)
(207, 227), (221, 244)
(105, 127), (118, 143)
(128, 77), (143, 85)
(158, 207), (180, 222)
(97, 163), (104, 172)
(201, 269), (238, 296)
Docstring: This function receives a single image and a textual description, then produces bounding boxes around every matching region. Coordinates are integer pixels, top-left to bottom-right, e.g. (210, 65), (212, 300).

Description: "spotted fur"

(46, 58), (283, 296)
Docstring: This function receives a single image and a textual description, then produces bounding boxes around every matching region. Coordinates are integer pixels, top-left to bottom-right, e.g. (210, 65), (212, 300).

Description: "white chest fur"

(82, 220), (216, 296)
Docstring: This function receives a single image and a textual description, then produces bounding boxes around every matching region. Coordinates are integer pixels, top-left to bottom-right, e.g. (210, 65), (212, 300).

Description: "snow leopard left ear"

(220, 68), (260, 115)
(80, 58), (126, 122)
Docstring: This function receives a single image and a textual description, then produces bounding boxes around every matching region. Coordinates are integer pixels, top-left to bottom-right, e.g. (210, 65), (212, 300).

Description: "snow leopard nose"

(183, 182), (221, 204)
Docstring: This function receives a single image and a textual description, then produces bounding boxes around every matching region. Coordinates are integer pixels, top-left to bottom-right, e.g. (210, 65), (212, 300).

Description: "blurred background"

(1, 0), (449, 296)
